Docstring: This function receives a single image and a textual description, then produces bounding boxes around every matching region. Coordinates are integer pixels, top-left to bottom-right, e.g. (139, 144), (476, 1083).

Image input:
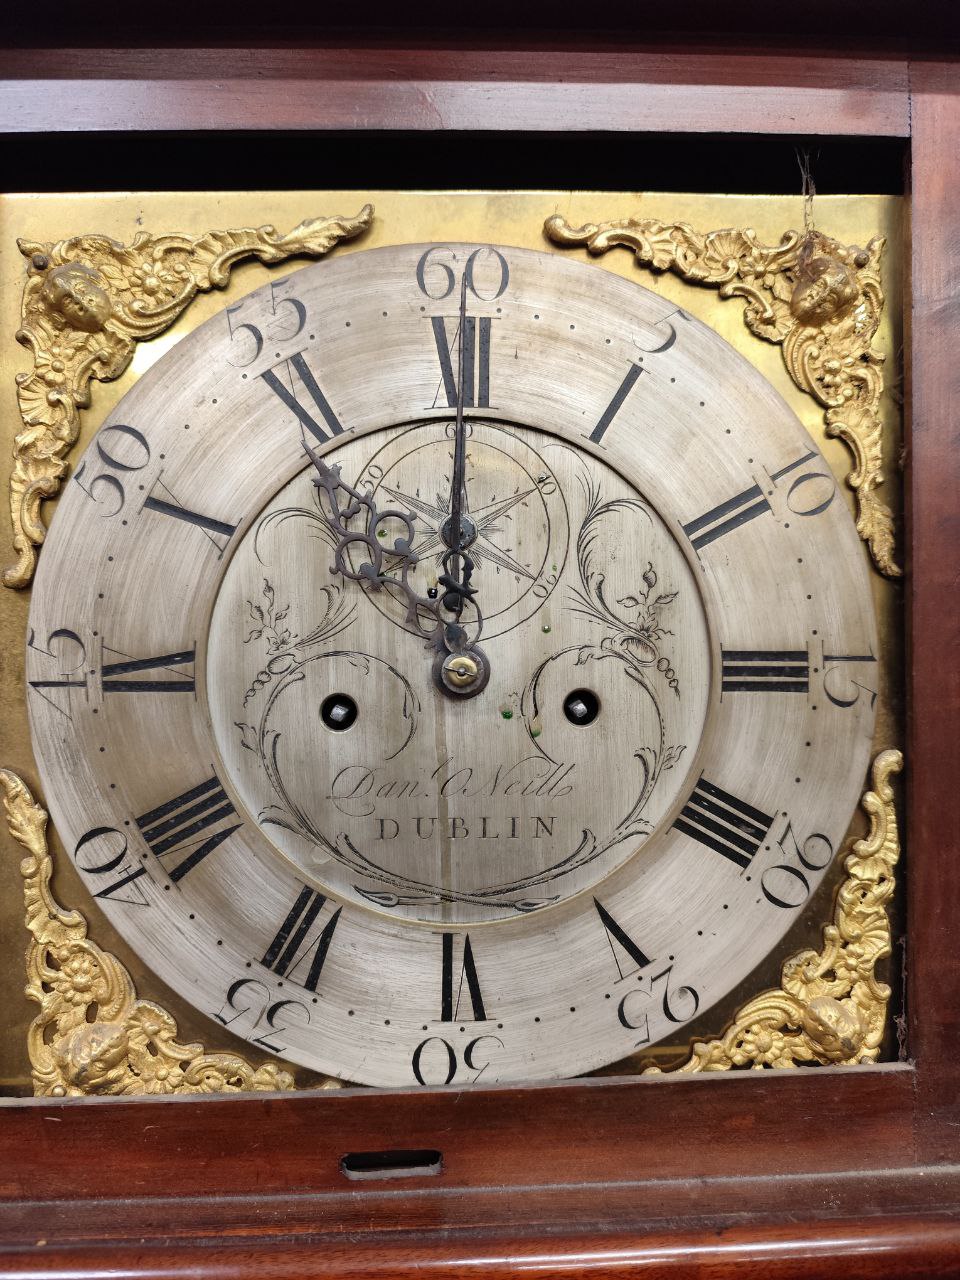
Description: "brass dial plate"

(208, 419), (711, 924)
(26, 243), (877, 1086)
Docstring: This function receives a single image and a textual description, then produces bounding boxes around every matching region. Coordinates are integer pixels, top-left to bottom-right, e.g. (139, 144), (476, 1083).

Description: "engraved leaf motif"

(401, 684), (417, 722)
(618, 666), (649, 696)
(357, 890), (400, 908)
(235, 721), (258, 753)
(620, 635), (658, 664)
(258, 806), (306, 835)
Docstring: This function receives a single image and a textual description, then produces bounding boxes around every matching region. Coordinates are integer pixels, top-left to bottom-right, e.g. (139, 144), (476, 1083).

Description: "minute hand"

(439, 273), (476, 617)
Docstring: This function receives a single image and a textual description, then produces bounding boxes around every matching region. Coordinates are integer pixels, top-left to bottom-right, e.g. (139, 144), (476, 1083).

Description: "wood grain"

(0, 53), (911, 136)
(7, 1160), (960, 1245)
(4, 1214), (960, 1280)
(0, 45), (915, 86)
(0, 1065), (917, 1202)
(906, 66), (960, 1169)
(0, 35), (958, 1280)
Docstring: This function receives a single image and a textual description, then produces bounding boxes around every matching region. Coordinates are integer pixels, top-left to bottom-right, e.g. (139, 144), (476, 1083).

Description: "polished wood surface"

(0, 48), (911, 135)
(0, 37), (958, 1280)
(5, 1214), (960, 1280)
(907, 63), (960, 1170)
(0, 1066), (916, 1201)
(0, 75), (910, 137)
(0, 1071), (951, 1275)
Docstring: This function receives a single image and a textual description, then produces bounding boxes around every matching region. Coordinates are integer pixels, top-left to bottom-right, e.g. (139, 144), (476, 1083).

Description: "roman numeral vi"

(441, 933), (486, 1021)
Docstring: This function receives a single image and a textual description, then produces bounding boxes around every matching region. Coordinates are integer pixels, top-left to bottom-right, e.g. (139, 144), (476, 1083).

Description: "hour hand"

(439, 549), (477, 614)
(302, 440), (489, 698)
(302, 440), (417, 585)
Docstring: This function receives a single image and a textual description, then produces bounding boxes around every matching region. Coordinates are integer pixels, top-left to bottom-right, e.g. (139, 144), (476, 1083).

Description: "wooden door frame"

(0, 43), (957, 1279)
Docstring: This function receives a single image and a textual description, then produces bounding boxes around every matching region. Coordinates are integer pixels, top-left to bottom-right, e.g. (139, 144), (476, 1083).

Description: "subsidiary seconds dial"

(26, 242), (878, 1086)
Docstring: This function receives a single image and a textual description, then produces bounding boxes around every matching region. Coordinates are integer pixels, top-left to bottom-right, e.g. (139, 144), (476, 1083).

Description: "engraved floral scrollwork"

(644, 749), (902, 1073)
(6, 205), (374, 590)
(544, 215), (898, 577)
(521, 477), (688, 853)
(1, 768), (304, 1097)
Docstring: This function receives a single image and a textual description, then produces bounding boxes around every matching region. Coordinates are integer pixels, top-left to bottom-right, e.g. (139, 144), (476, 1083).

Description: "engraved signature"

(329, 757), (576, 817)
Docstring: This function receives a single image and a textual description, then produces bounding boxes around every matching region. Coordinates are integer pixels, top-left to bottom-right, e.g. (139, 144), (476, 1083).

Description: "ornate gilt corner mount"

(0, 768), (321, 1096)
(6, 205), (375, 591)
(645, 749), (903, 1073)
(544, 214), (899, 578)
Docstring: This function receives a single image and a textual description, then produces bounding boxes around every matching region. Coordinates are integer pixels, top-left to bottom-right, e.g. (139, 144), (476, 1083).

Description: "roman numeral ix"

(101, 646), (195, 694)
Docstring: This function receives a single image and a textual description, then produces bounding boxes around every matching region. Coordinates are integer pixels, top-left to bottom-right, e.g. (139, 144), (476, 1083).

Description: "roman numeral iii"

(721, 649), (809, 694)
(673, 777), (774, 870)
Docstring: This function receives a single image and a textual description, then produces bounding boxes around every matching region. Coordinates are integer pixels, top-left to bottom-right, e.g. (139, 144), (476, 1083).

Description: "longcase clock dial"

(26, 243), (878, 1086)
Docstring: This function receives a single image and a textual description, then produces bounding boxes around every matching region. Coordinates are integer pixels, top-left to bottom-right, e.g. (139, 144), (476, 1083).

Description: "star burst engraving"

(378, 466), (543, 581)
